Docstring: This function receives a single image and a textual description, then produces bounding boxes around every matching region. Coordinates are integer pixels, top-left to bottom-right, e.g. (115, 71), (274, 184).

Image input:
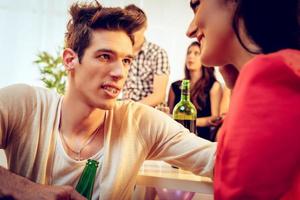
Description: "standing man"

(0, 1), (215, 199)
(123, 4), (170, 107)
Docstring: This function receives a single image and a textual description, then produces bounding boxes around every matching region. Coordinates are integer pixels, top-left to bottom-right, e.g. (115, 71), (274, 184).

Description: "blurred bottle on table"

(173, 79), (197, 135)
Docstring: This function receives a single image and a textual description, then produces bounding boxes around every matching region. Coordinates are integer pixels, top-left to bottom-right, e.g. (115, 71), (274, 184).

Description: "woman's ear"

(62, 48), (78, 71)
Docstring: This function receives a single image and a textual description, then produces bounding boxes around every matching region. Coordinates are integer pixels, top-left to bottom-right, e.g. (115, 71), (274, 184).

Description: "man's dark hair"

(65, 1), (140, 62)
(124, 4), (147, 31)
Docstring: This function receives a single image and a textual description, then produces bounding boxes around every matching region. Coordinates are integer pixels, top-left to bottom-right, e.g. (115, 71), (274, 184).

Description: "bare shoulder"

(210, 81), (222, 94)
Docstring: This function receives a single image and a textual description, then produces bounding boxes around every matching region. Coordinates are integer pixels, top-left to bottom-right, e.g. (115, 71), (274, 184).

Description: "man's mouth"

(102, 85), (119, 94)
(101, 83), (121, 97)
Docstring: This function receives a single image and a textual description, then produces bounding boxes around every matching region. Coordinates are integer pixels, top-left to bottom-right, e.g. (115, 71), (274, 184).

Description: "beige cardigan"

(0, 84), (216, 199)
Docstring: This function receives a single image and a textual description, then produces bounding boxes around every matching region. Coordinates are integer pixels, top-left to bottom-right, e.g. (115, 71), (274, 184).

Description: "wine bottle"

(173, 80), (197, 135)
(76, 159), (99, 200)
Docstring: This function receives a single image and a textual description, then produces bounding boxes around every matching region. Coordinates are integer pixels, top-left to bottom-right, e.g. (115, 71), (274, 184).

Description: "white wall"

(0, 0), (194, 88)
(0, 0), (72, 87)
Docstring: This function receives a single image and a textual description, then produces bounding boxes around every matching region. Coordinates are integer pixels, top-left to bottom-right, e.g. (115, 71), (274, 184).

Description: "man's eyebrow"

(126, 55), (135, 59)
(95, 49), (134, 59)
(95, 49), (116, 54)
(190, 0), (200, 11)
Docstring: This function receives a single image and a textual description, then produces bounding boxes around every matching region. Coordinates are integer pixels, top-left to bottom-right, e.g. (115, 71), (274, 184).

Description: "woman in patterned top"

(168, 41), (223, 141)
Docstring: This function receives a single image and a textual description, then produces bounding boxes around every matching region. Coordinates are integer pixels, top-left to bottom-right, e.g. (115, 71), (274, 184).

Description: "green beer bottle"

(173, 80), (197, 135)
(76, 159), (99, 200)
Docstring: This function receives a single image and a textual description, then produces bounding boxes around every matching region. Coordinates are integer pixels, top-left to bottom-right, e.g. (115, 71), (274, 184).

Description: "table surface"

(136, 161), (213, 194)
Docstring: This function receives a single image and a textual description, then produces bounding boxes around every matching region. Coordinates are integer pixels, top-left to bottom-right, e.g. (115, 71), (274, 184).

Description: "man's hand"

(0, 166), (85, 200)
(219, 64), (239, 89)
(5, 184), (86, 200)
(19, 184), (86, 200)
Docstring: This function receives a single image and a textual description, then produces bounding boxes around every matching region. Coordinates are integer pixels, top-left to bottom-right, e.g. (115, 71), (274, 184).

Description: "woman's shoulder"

(172, 80), (182, 85)
(211, 80), (222, 87)
(210, 81), (222, 90)
(170, 80), (183, 92)
(171, 80), (182, 87)
(237, 49), (300, 95)
(245, 49), (300, 76)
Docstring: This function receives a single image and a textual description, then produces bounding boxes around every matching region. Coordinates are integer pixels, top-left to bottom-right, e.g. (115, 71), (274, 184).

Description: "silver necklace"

(60, 116), (105, 161)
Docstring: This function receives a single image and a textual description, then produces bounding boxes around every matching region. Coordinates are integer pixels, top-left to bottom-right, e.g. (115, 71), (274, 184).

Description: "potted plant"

(34, 50), (66, 94)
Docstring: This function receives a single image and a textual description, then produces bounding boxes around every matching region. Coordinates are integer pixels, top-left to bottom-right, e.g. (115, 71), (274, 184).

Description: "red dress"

(214, 49), (300, 200)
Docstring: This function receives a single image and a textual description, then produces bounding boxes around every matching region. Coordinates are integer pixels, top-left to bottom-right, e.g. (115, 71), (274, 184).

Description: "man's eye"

(123, 58), (132, 66)
(98, 54), (110, 61)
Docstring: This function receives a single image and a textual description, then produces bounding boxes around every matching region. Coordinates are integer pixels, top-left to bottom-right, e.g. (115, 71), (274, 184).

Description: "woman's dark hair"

(184, 41), (216, 110)
(232, 0), (300, 54)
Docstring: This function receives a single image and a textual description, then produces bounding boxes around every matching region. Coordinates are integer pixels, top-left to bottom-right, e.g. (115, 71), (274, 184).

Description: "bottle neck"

(76, 159), (99, 199)
(180, 88), (190, 102)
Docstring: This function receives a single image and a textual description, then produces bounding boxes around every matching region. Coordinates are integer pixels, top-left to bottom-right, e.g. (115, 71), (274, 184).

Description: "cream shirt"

(52, 131), (103, 200)
(0, 84), (216, 199)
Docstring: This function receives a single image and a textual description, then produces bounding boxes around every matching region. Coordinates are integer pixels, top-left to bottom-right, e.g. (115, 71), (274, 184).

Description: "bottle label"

(181, 90), (189, 96)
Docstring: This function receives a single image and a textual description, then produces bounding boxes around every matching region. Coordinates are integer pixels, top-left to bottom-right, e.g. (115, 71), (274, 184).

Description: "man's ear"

(62, 48), (78, 71)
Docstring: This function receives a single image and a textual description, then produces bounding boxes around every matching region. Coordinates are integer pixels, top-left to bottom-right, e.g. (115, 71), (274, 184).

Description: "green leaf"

(35, 49), (66, 94)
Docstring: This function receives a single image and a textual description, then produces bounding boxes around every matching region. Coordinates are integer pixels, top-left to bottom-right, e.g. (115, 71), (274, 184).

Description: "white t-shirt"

(52, 132), (103, 200)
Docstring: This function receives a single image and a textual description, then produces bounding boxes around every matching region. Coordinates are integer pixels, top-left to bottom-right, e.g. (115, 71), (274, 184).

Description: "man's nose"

(186, 17), (198, 38)
(110, 60), (125, 80)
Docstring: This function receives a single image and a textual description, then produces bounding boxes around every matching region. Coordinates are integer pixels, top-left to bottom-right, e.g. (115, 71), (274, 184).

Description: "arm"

(0, 85), (84, 200)
(139, 74), (169, 106)
(219, 86), (231, 116)
(196, 82), (223, 127)
(135, 104), (216, 177)
(0, 166), (84, 200)
(139, 47), (170, 107)
(210, 81), (222, 116)
(214, 86), (231, 140)
(215, 56), (300, 199)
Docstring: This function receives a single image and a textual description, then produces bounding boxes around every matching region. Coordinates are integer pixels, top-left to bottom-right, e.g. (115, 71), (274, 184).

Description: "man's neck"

(60, 93), (106, 137)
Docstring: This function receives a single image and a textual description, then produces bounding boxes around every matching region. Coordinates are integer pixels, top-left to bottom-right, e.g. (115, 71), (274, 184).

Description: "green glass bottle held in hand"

(173, 80), (197, 135)
(76, 159), (99, 200)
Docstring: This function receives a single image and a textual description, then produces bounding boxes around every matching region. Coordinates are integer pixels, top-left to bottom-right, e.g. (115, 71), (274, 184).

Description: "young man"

(122, 4), (170, 107)
(0, 2), (215, 199)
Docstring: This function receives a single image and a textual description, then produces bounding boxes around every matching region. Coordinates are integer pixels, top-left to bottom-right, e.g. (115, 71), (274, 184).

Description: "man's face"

(186, 0), (238, 67)
(70, 30), (134, 110)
